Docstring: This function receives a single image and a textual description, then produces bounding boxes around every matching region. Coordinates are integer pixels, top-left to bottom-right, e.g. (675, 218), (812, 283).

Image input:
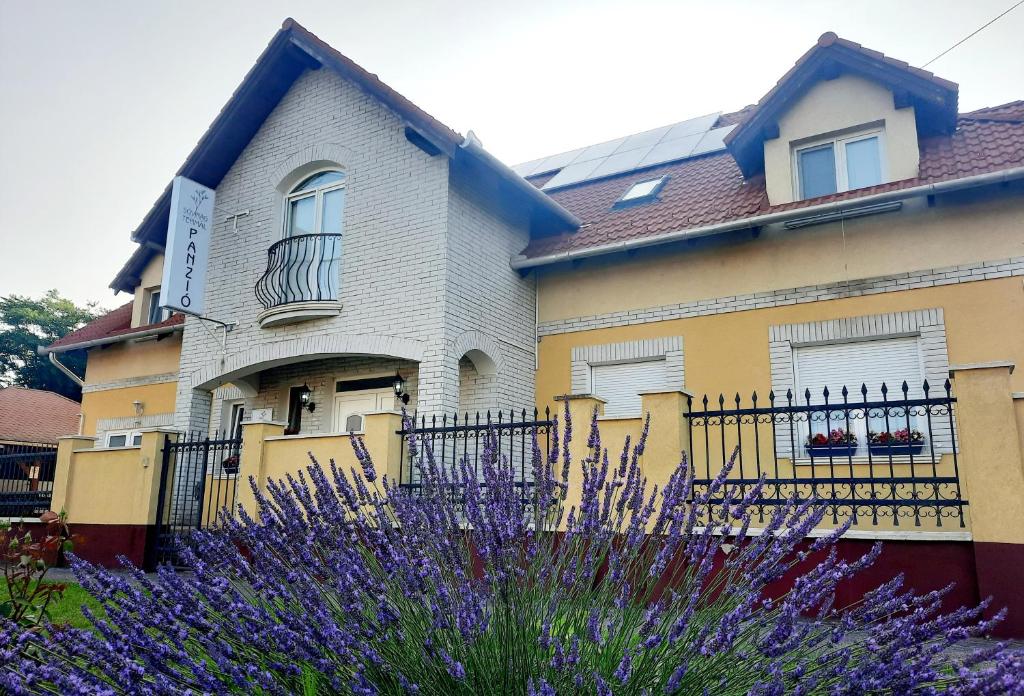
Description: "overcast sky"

(2, 0), (1022, 309)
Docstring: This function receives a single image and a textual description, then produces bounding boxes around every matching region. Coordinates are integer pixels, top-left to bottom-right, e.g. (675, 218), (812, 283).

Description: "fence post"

(363, 411), (405, 484)
(234, 418), (286, 516)
(553, 394), (607, 523)
(50, 435), (96, 515)
(638, 390), (691, 494)
(948, 361), (1024, 637)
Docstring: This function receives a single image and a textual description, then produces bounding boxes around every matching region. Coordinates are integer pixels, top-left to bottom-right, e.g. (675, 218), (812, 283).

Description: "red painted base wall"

(9, 522), (151, 569)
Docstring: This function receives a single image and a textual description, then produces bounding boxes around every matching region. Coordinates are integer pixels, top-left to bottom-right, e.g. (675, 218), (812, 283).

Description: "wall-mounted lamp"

(392, 372), (410, 405)
(132, 400), (145, 418)
(299, 384), (316, 412)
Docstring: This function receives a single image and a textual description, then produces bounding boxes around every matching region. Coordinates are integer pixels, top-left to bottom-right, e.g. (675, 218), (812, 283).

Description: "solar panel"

(521, 112), (731, 191)
(691, 124), (737, 157)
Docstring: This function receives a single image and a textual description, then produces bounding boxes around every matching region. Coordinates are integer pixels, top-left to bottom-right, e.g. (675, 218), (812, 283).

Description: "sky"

(1, 0), (1022, 310)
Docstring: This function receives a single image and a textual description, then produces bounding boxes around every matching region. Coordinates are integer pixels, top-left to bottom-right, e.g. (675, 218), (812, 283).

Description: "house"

(0, 387), (80, 517)
(36, 23), (1024, 633)
(0, 387), (80, 447)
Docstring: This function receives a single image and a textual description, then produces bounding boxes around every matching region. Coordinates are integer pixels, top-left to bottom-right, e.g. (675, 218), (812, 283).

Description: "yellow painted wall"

(538, 188), (1024, 326)
(131, 254), (165, 328)
(763, 74), (919, 205)
(60, 447), (155, 525)
(83, 334), (181, 384)
(79, 381), (178, 436)
(78, 333), (181, 436)
(536, 277), (1024, 409)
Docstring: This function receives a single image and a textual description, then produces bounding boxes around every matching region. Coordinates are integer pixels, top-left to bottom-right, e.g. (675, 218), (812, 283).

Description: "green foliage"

(0, 511), (75, 628)
(0, 290), (102, 400)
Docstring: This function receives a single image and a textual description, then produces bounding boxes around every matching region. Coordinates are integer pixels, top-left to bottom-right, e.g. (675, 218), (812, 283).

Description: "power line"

(922, 0), (1024, 68)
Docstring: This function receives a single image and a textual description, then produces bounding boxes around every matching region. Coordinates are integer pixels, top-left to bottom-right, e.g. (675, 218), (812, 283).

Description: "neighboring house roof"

(111, 18), (577, 293)
(0, 387), (80, 444)
(725, 32), (959, 177)
(516, 104), (1024, 262)
(43, 302), (184, 354)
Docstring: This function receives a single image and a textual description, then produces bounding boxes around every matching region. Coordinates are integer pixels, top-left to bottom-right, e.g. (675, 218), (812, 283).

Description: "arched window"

(285, 169), (345, 237)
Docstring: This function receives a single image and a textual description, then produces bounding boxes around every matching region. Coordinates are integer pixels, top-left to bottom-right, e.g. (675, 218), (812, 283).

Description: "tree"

(0, 290), (102, 401)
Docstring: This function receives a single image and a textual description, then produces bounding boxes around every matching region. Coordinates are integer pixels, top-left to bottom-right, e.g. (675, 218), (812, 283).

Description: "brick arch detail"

(190, 333), (426, 392)
(453, 330), (502, 376)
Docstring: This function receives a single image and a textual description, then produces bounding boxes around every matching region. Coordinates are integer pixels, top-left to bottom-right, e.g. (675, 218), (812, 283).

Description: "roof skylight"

(615, 176), (667, 208)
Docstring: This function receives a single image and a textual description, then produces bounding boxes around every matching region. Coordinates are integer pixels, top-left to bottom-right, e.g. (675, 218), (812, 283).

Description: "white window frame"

(146, 287), (170, 325)
(283, 168), (346, 239)
(792, 127), (886, 200)
(104, 430), (142, 448)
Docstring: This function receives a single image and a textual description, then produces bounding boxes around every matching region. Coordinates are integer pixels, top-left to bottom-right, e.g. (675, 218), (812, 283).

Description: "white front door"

(333, 389), (393, 433)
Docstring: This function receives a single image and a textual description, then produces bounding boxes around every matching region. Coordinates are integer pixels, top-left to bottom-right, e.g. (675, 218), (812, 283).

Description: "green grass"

(43, 582), (104, 629)
(1, 581), (104, 629)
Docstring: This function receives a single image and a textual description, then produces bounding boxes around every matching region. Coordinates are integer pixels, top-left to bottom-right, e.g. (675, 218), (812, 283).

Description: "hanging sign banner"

(160, 176), (215, 315)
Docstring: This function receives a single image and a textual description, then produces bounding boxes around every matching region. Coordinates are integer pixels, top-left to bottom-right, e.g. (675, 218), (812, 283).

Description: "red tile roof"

(519, 105), (1024, 260)
(0, 387), (80, 444)
(46, 302), (184, 352)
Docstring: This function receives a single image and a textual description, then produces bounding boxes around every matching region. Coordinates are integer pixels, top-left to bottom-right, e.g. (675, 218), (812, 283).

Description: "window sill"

(257, 300), (343, 329)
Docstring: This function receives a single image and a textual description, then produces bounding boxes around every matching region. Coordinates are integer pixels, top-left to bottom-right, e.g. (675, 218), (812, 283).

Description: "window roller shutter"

(794, 337), (924, 404)
(592, 359), (668, 418)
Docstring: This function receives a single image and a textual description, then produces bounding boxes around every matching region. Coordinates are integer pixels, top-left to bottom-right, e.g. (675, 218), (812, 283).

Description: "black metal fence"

(150, 433), (242, 567)
(255, 233), (341, 310)
(397, 409), (554, 502)
(685, 380), (965, 527)
(0, 443), (58, 517)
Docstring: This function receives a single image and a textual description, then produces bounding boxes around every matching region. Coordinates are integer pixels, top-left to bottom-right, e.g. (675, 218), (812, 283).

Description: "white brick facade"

(173, 67), (534, 433)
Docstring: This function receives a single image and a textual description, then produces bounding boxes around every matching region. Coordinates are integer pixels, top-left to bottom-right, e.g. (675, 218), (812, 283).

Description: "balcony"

(255, 234), (342, 328)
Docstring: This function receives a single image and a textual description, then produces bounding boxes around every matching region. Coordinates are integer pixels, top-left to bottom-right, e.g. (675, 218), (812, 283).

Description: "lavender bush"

(2, 407), (1022, 694)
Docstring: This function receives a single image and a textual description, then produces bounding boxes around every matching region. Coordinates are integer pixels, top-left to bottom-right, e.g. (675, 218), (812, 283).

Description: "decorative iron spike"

(944, 378), (952, 393)
(902, 380), (909, 395)
(923, 379), (930, 395)
(841, 385), (848, 397)
(881, 382), (888, 396)
(861, 383), (868, 396)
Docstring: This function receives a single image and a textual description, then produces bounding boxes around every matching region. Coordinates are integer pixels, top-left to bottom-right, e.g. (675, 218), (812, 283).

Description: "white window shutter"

(793, 337), (924, 404)
(591, 359), (668, 418)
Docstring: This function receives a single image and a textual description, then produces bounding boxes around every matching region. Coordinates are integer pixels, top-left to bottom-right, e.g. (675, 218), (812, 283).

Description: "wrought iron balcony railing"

(255, 234), (341, 310)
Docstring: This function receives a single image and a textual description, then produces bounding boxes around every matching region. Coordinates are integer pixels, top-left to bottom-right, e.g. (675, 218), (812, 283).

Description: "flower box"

(868, 429), (925, 457)
(805, 429), (857, 457)
(805, 444), (859, 458)
(868, 442), (925, 457)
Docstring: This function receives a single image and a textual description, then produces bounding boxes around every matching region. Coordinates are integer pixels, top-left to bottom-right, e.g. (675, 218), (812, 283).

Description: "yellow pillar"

(136, 428), (179, 526)
(50, 435), (96, 514)
(234, 419), (286, 516)
(554, 394), (606, 521)
(362, 411), (405, 484)
(949, 361), (1024, 637)
(638, 390), (690, 492)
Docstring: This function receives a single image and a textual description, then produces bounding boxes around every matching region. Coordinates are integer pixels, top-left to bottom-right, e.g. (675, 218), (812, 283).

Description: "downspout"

(47, 352), (86, 435)
(48, 351), (84, 388)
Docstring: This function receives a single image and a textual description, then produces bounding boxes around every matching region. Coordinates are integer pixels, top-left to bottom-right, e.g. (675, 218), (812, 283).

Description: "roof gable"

(725, 32), (958, 178)
(112, 19), (576, 292)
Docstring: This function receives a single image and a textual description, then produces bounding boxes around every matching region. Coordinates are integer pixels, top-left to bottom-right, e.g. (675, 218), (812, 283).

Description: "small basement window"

(614, 176), (667, 208)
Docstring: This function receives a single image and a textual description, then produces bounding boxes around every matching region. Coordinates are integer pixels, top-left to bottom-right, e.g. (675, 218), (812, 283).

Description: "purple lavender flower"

(0, 407), (1020, 694)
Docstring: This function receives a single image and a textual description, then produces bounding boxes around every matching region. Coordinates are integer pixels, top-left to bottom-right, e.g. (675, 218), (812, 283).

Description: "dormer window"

(146, 288), (170, 325)
(795, 129), (884, 200)
(614, 176), (668, 209)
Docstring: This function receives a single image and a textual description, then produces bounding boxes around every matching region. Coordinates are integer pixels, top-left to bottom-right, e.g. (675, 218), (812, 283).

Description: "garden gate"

(150, 433), (242, 567)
